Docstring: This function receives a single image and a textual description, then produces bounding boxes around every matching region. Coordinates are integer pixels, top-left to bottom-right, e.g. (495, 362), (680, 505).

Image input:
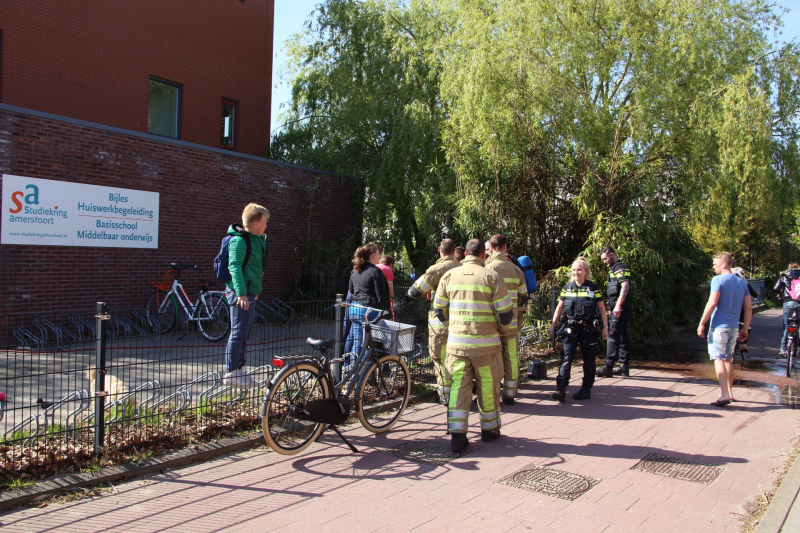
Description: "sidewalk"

(1, 311), (798, 533)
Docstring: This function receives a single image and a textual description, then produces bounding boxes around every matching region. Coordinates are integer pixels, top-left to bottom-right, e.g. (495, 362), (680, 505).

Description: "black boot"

(572, 388), (591, 400)
(481, 428), (501, 442)
(502, 395), (515, 406)
(451, 433), (469, 453)
(551, 390), (566, 403)
(613, 365), (629, 377)
(596, 365), (614, 378)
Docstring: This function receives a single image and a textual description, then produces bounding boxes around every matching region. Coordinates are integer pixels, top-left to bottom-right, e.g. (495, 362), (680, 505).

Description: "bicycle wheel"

(789, 342), (797, 378)
(356, 354), (411, 433)
(146, 290), (177, 334)
(197, 292), (230, 342)
(262, 363), (330, 455)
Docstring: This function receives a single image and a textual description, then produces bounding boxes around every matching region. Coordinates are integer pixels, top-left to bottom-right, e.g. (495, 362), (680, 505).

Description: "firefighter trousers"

(429, 327), (451, 401)
(500, 334), (519, 398)
(447, 352), (501, 434)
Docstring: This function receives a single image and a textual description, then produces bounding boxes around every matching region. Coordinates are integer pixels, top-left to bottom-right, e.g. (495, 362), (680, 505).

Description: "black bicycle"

(733, 321), (752, 369)
(260, 301), (413, 455)
(786, 317), (799, 377)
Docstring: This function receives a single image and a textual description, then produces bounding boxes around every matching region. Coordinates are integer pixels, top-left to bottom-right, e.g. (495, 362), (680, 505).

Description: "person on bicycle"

(547, 257), (609, 403)
(406, 238), (461, 404)
(434, 238), (514, 452)
(596, 247), (633, 378)
(224, 203), (269, 390)
(774, 262), (800, 357)
(697, 252), (752, 406)
(485, 234), (528, 405)
(345, 243), (390, 360)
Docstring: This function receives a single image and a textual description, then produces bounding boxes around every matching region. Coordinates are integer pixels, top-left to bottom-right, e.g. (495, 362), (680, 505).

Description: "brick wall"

(0, 0), (274, 157)
(0, 106), (356, 315)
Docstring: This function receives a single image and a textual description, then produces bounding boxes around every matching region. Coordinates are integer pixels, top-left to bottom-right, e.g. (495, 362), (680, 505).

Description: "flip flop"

(711, 399), (731, 407)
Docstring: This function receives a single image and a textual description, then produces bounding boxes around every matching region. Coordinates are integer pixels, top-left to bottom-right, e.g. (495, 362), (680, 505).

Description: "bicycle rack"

(62, 390), (92, 440)
(177, 372), (220, 405)
(131, 308), (150, 334)
(5, 413), (47, 447)
(33, 315), (82, 346)
(149, 388), (191, 417)
(135, 380), (163, 416)
(68, 313), (97, 340)
(197, 372), (222, 405)
(271, 298), (295, 320)
(13, 325), (44, 350)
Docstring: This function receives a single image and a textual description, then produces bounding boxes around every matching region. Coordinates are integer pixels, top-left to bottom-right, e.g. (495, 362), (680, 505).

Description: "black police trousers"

(557, 327), (598, 392)
(605, 307), (632, 368)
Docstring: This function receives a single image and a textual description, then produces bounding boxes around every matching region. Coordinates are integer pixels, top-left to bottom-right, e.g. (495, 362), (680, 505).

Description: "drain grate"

(382, 439), (473, 466)
(631, 453), (724, 485)
(496, 464), (601, 501)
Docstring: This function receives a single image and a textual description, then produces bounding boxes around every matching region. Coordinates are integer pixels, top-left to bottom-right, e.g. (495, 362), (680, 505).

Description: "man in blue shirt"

(697, 252), (752, 406)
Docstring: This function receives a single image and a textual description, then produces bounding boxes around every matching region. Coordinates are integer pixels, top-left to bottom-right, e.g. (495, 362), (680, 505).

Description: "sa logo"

(9, 184), (40, 213)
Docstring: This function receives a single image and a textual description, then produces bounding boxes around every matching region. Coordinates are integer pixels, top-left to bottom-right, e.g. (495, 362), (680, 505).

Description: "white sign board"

(1, 175), (159, 248)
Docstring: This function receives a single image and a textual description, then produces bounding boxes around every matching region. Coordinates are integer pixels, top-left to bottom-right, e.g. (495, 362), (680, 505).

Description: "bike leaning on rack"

(146, 263), (231, 342)
(260, 301), (414, 455)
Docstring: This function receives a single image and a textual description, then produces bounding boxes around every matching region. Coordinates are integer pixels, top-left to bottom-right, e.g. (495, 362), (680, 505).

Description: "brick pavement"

(2, 310), (798, 533)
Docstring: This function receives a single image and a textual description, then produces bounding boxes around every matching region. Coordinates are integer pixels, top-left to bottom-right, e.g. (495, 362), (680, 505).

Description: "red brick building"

(0, 3), (356, 318)
(1, 0), (275, 156)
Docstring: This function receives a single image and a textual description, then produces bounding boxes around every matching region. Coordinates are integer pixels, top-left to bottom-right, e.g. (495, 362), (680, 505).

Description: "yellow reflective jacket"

(433, 255), (513, 357)
(485, 252), (528, 330)
(411, 255), (461, 330)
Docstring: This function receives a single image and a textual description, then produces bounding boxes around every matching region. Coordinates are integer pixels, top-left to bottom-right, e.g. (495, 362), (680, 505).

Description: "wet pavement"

(1, 307), (799, 532)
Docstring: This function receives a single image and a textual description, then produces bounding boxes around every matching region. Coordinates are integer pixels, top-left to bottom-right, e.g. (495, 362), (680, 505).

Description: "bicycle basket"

(371, 320), (416, 354)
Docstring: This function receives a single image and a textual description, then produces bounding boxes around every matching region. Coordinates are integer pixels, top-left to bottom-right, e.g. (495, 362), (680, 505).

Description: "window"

(148, 78), (180, 138)
(221, 99), (237, 148)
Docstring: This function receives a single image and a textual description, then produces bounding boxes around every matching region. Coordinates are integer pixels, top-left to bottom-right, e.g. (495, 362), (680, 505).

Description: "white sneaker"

(238, 369), (257, 390)
(223, 369), (242, 389)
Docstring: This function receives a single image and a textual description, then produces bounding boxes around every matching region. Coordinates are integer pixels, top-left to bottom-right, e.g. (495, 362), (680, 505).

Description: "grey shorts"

(708, 327), (738, 361)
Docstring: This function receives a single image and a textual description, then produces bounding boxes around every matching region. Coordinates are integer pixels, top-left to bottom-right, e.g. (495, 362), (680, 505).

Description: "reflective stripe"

(451, 315), (497, 323)
(448, 421), (468, 431)
(479, 410), (500, 430)
(414, 277), (433, 293)
(449, 301), (494, 310)
(503, 277), (520, 283)
(448, 359), (467, 411)
(493, 294), (513, 312)
(504, 380), (518, 388)
(448, 334), (501, 346)
(429, 317), (447, 327)
(450, 284), (492, 293)
(433, 294), (449, 307)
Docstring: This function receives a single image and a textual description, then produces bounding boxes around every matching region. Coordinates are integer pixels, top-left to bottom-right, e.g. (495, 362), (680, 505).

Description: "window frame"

(148, 76), (182, 139)
(221, 98), (238, 150)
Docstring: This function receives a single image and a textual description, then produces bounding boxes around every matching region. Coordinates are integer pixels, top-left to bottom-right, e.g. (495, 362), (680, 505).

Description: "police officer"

(485, 234), (528, 405)
(406, 238), (461, 404)
(434, 238), (514, 452)
(547, 257), (609, 402)
(596, 247), (633, 377)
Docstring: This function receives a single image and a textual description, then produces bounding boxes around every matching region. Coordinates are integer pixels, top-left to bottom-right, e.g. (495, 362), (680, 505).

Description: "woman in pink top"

(378, 255), (395, 319)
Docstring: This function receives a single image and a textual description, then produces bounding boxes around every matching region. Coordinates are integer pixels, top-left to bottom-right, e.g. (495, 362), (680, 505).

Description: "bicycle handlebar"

(325, 300), (387, 323)
(162, 263), (205, 274)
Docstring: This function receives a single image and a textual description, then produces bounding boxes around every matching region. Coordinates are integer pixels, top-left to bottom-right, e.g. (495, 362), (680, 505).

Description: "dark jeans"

(557, 328), (598, 391)
(782, 301), (800, 352)
(225, 288), (256, 373)
(605, 307), (632, 367)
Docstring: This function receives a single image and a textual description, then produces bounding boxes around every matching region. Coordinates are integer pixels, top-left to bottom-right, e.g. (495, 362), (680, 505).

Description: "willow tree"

(437, 0), (799, 273)
(270, 0), (457, 271)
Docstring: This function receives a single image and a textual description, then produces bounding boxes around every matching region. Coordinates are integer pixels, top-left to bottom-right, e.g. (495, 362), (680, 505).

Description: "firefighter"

(596, 247), (634, 377)
(406, 238), (461, 404)
(547, 257), (609, 403)
(485, 234), (528, 405)
(434, 239), (514, 452)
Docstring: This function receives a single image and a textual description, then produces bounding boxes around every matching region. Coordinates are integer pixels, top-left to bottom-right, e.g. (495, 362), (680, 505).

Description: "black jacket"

(775, 269), (800, 299)
(348, 263), (390, 311)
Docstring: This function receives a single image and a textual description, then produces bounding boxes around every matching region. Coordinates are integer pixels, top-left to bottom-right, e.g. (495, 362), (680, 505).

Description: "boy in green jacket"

(224, 203), (269, 389)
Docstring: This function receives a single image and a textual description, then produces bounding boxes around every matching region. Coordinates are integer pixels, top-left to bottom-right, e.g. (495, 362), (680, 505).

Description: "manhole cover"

(496, 464), (601, 500)
(382, 439), (473, 466)
(631, 453), (724, 485)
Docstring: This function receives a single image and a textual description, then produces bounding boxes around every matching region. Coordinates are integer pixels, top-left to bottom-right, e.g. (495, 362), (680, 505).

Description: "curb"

(754, 453), (800, 533)
(0, 391), (440, 511)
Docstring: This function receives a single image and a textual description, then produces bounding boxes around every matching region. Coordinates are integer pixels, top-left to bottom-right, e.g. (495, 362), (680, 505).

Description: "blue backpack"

(214, 235), (251, 281)
(517, 255), (538, 294)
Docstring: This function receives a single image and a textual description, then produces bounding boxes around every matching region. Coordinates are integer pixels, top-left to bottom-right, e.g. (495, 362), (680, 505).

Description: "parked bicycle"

(733, 321), (752, 369)
(260, 301), (413, 455)
(519, 323), (549, 349)
(146, 263), (230, 342)
(786, 317), (798, 377)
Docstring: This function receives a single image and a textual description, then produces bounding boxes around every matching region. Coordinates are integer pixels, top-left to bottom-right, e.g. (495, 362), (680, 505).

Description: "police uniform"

(485, 252), (528, 401)
(556, 280), (604, 394)
(604, 261), (633, 373)
(433, 255), (513, 440)
(408, 255), (461, 403)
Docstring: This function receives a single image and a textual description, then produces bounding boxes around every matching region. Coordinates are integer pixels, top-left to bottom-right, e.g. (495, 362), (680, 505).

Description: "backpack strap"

(241, 235), (252, 270)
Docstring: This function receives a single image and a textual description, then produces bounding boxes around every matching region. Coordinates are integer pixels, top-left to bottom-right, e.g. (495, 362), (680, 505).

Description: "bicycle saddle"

(306, 337), (334, 351)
